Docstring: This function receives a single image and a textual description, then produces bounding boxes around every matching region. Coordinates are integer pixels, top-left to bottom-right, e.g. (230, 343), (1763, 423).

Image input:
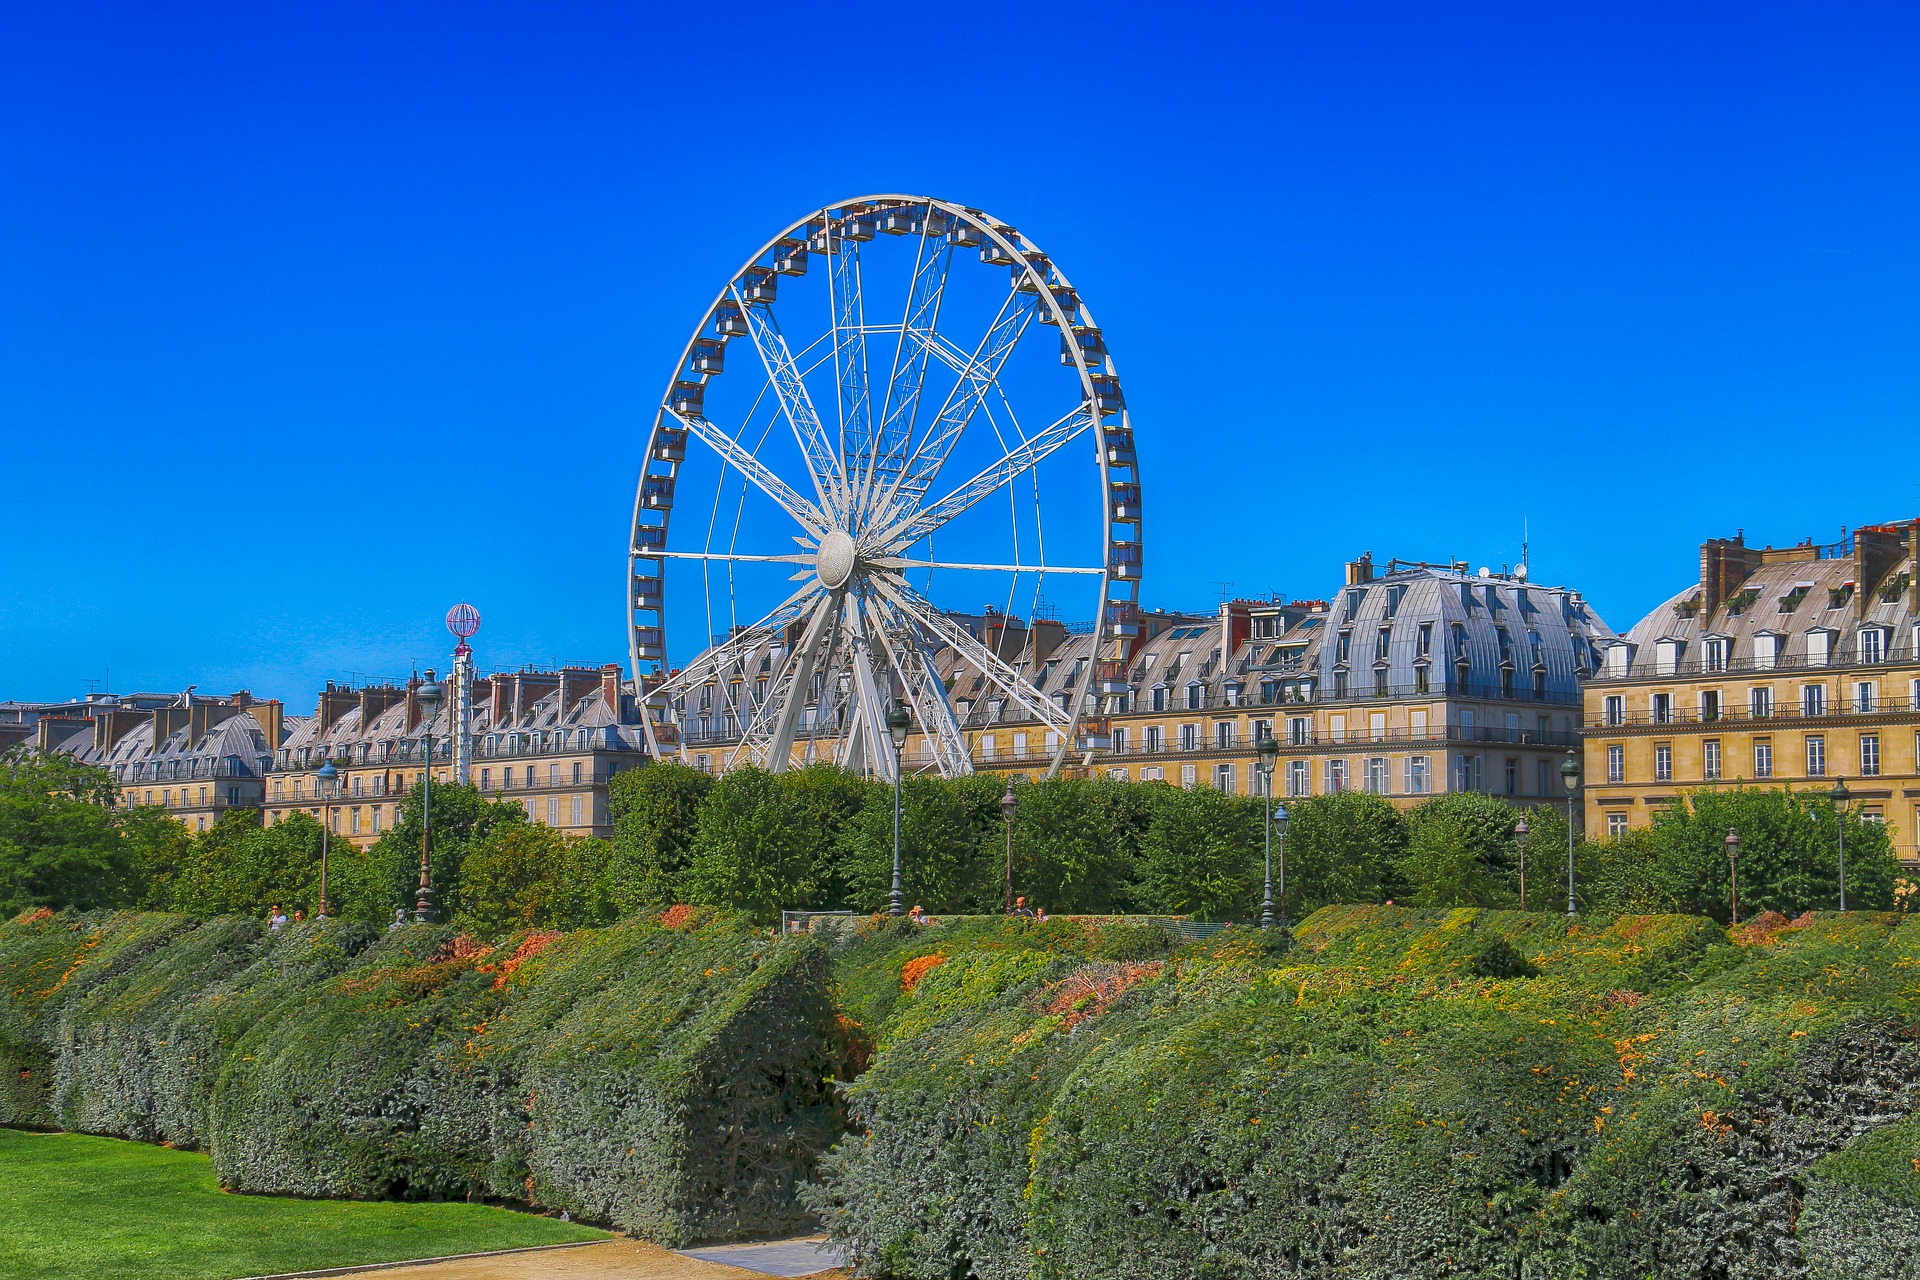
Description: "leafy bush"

(1277, 790), (1406, 914)
(1129, 783), (1260, 921)
(1646, 786), (1900, 919)
(0, 907), (840, 1245)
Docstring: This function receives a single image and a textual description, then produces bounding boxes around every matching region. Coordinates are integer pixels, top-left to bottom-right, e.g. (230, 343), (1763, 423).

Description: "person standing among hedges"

(1012, 896), (1034, 918)
(268, 904), (287, 932)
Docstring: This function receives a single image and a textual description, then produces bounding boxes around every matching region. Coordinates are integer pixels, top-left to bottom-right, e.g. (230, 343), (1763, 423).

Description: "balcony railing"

(1591, 692), (1920, 730)
(1593, 644), (1920, 683)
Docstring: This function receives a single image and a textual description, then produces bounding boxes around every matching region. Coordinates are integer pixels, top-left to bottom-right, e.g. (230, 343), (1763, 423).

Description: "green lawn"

(0, 1128), (606, 1280)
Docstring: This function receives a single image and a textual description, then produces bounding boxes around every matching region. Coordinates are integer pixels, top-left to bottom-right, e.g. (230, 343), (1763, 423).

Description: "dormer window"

(1386, 584), (1406, 617)
(1344, 588), (1365, 621)
(1375, 627), (1392, 661)
(1702, 637), (1728, 672)
(1806, 629), (1833, 667)
(1753, 632), (1781, 670)
(1335, 631), (1352, 666)
(1781, 585), (1812, 613)
(1858, 627), (1888, 664)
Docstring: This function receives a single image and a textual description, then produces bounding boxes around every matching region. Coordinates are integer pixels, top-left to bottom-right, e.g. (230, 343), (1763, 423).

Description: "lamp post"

(1830, 777), (1852, 912)
(1000, 784), (1018, 915)
(1725, 828), (1741, 926)
(415, 680), (444, 923)
(1256, 732), (1279, 928)
(1274, 803), (1291, 937)
(316, 761), (338, 919)
(1513, 816), (1530, 912)
(1560, 748), (1581, 917)
(886, 701), (910, 917)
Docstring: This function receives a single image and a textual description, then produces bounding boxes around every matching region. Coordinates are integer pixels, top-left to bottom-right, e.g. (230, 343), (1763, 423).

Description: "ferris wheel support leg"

(848, 605), (896, 784)
(765, 595), (839, 773)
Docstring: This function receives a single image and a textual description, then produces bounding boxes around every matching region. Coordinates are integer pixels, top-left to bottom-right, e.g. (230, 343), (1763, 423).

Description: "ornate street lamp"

(316, 760), (339, 919)
(1000, 784), (1019, 916)
(1513, 816), (1530, 912)
(1830, 776), (1852, 912)
(1256, 732), (1280, 928)
(1725, 828), (1742, 926)
(415, 680), (444, 923)
(1560, 748), (1581, 916)
(1274, 802), (1291, 938)
(886, 700), (911, 917)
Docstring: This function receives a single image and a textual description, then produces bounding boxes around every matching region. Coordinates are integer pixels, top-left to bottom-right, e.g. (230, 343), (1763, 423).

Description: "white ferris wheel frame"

(626, 194), (1144, 780)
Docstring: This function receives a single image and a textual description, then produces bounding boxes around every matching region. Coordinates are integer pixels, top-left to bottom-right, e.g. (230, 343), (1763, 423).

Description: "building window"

(1215, 763), (1236, 793)
(1185, 684), (1202, 710)
(1326, 759), (1348, 793)
(1861, 735), (1881, 777)
(1334, 671), (1349, 699)
(1654, 744), (1672, 783)
(1405, 755), (1429, 794)
(1215, 722), (1236, 749)
(1703, 638), (1727, 671)
(1141, 765), (1164, 781)
(1651, 693), (1672, 724)
(1606, 744), (1624, 784)
(1806, 735), (1826, 777)
(1860, 628), (1886, 664)
(1374, 668), (1389, 697)
(1504, 757), (1518, 796)
(1288, 717), (1309, 745)
(1803, 684), (1826, 717)
(1750, 687), (1773, 718)
(1287, 759), (1311, 797)
(571, 795), (584, 825)
(1414, 666), (1429, 694)
(350, 808), (362, 835)
(1607, 812), (1629, 838)
(1180, 763), (1197, 789)
(1365, 757), (1389, 794)
(1455, 755), (1483, 793)
(1704, 739), (1721, 781)
(1144, 726), (1162, 752)
(1854, 682), (1876, 713)
(572, 761), (583, 783)
(1179, 724), (1197, 751)
(1700, 690), (1721, 722)
(1754, 739), (1773, 779)
(1602, 695), (1624, 727)
(1112, 727), (1129, 753)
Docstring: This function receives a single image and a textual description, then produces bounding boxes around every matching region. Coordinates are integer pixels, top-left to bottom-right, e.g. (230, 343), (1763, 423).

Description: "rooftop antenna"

(1213, 581), (1236, 605)
(1518, 518), (1530, 581)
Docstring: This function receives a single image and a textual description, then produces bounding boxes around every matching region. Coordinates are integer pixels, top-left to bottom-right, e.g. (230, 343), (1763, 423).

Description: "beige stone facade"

(1582, 520), (1920, 866)
(264, 665), (647, 847)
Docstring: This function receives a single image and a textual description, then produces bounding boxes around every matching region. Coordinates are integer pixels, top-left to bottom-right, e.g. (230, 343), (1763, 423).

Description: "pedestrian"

(268, 904), (287, 932)
(389, 907), (409, 932)
(1012, 896), (1034, 918)
(292, 909), (306, 924)
(1033, 906), (1049, 923)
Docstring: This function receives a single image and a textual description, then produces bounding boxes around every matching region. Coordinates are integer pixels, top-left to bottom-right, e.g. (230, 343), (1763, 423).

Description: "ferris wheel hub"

(815, 528), (857, 590)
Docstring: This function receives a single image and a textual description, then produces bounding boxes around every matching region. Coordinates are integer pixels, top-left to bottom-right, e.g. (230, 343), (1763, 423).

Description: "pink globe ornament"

(446, 602), (481, 640)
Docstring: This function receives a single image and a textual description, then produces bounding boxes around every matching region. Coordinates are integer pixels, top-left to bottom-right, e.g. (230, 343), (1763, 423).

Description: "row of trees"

(1, 745), (1903, 932)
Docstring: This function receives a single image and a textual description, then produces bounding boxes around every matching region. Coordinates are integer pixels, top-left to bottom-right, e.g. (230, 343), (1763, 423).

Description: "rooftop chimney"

(1345, 552), (1375, 586)
(1699, 533), (1763, 616)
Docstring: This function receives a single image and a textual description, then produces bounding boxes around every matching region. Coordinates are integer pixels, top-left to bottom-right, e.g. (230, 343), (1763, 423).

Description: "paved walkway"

(337, 1238), (844, 1280)
(677, 1237), (844, 1278)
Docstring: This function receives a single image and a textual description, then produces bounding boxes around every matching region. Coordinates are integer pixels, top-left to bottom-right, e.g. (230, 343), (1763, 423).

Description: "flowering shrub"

(897, 953), (946, 993)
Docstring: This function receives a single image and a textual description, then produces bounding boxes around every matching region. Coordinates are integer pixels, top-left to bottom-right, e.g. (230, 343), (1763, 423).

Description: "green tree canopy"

(681, 765), (866, 922)
(1645, 785), (1898, 920)
(838, 772), (1003, 914)
(1399, 792), (1523, 908)
(606, 761), (713, 912)
(360, 781), (529, 922)
(1278, 790), (1407, 915)
(1130, 783), (1261, 921)
(0, 744), (173, 917)
(455, 823), (614, 934)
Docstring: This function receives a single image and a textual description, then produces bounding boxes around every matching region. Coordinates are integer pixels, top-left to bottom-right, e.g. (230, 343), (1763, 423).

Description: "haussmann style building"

(1583, 519), (1920, 865)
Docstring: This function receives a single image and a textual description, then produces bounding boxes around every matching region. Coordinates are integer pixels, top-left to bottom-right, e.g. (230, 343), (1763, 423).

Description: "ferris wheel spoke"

(735, 285), (848, 522)
(829, 235), (873, 515)
(857, 219), (953, 522)
(869, 556), (1102, 575)
(646, 582), (822, 703)
(877, 402), (1094, 548)
(866, 291), (1038, 527)
(845, 595), (897, 781)
(667, 409), (827, 535)
(866, 573), (1073, 735)
(868, 593), (972, 777)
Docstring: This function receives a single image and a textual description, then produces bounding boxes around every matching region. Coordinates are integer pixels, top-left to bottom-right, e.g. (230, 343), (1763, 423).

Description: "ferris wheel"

(627, 194), (1143, 780)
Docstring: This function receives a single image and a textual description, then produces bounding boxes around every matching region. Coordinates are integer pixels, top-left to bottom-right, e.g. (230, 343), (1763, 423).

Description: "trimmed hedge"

(813, 906), (1920, 1278)
(0, 907), (837, 1245)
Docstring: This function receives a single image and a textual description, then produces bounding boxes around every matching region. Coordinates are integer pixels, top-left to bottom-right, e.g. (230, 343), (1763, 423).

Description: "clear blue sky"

(3, 2), (1916, 706)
